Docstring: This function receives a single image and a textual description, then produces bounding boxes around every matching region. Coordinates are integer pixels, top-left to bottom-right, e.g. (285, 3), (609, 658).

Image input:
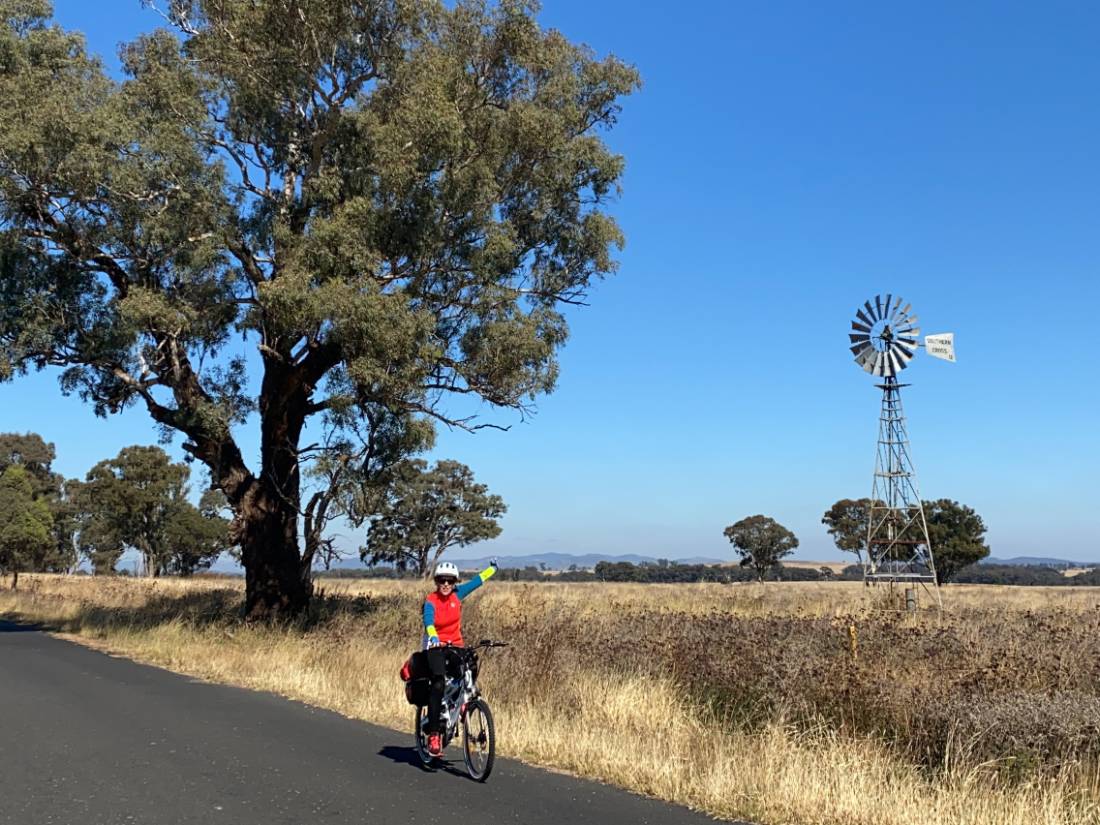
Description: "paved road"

(0, 620), (735, 825)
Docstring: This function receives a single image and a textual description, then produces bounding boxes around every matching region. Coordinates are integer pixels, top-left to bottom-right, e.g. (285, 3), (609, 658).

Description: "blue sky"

(3, 1), (1098, 563)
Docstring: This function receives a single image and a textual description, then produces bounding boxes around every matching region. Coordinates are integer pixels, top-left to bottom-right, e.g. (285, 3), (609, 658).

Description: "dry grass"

(2, 574), (1099, 825)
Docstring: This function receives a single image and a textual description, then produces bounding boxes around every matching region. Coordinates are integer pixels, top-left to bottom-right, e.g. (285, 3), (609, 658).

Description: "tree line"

(585, 560), (1100, 586)
(0, 427), (1006, 590)
(0, 430), (508, 585)
(723, 498), (990, 583)
(0, 432), (230, 584)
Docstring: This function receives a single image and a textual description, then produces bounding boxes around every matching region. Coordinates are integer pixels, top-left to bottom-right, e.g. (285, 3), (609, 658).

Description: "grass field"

(2, 575), (1099, 825)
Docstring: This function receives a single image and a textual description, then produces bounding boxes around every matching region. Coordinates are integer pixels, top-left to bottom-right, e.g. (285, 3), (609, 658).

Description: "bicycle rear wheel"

(413, 706), (434, 766)
(461, 699), (495, 781)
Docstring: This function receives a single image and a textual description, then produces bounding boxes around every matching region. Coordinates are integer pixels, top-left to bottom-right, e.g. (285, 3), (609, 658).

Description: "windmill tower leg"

(864, 376), (940, 605)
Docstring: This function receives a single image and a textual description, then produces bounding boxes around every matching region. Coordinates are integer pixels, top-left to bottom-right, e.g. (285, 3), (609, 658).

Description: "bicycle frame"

(439, 659), (479, 745)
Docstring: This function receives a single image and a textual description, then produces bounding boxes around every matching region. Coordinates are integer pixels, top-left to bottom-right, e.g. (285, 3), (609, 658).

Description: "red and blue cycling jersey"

(423, 566), (496, 648)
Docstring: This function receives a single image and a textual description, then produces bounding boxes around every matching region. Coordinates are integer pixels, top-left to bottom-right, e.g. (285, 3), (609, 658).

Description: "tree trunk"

(11, 570), (18, 591)
(235, 478), (312, 619)
(185, 352), (327, 619)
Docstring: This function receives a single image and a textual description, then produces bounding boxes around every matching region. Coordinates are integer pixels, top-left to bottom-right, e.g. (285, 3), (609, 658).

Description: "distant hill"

(449, 552), (725, 571)
(982, 556), (1097, 568)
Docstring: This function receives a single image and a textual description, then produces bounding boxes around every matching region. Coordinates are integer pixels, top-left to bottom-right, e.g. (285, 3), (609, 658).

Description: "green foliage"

(0, 463), (53, 582)
(824, 496), (991, 584)
(0, 432), (54, 488)
(160, 496), (230, 576)
(923, 498), (990, 583)
(76, 445), (229, 576)
(0, 0), (638, 613)
(821, 498), (871, 563)
(362, 459), (505, 576)
(70, 482), (125, 575)
(0, 432), (76, 570)
(723, 515), (799, 582)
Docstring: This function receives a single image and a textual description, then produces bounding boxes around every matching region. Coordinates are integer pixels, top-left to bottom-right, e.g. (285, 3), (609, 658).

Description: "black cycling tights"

(425, 646), (463, 734)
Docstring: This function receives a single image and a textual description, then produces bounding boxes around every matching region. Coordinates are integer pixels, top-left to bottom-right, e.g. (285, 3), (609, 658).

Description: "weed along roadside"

(2, 575), (1099, 825)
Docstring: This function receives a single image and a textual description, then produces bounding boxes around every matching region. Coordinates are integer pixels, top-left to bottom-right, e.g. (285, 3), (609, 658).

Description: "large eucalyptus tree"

(0, 0), (638, 615)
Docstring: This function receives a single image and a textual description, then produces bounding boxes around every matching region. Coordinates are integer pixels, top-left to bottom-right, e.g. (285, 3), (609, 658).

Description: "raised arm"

(455, 561), (498, 601)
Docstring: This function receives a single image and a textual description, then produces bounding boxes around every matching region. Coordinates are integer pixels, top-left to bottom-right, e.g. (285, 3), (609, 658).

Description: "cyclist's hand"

(426, 637), (440, 649)
(489, 557), (498, 570)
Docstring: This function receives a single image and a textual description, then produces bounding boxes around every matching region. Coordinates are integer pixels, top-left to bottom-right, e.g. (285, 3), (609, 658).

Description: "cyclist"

(422, 558), (498, 757)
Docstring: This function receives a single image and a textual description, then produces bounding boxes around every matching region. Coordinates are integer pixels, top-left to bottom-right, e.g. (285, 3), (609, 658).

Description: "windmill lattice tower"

(849, 295), (955, 588)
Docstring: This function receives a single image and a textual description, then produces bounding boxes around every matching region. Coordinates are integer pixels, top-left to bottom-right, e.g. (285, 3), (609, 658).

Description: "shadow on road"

(0, 619), (41, 633)
(377, 745), (468, 778)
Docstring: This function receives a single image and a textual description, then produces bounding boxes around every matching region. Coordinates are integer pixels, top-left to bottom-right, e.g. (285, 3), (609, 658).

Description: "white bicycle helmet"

(433, 561), (459, 580)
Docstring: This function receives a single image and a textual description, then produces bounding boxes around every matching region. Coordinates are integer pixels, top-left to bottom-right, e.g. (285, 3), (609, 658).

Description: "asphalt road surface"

(0, 620), (738, 825)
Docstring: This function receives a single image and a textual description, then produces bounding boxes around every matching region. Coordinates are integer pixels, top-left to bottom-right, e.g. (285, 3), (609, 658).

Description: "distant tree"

(951, 563), (1064, 586)
(362, 460), (505, 577)
(0, 433), (56, 492)
(723, 515), (799, 582)
(0, 432), (78, 570)
(0, 465), (54, 588)
(78, 447), (228, 576)
(44, 478), (82, 573)
(922, 499), (990, 584)
(72, 487), (125, 576)
(821, 498), (872, 565)
(494, 565), (546, 582)
(301, 408), (432, 574)
(160, 495), (231, 576)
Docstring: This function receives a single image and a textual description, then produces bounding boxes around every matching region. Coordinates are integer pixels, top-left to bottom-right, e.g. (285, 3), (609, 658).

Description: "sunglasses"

(435, 577), (457, 586)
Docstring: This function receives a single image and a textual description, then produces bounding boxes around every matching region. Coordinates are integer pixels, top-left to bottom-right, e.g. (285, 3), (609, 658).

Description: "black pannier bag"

(405, 678), (431, 706)
(400, 650), (431, 706)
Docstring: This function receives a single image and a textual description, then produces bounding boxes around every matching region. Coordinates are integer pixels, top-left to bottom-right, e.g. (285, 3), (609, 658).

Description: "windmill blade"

(856, 308), (874, 327)
(896, 314), (919, 331)
(849, 333), (870, 344)
(924, 333), (956, 362)
(899, 302), (912, 318)
(874, 295), (884, 320)
(861, 352), (878, 373)
(872, 351), (886, 376)
(890, 295), (903, 320)
(864, 300), (877, 321)
(891, 341), (915, 360)
(889, 348), (911, 372)
(897, 328), (920, 342)
(850, 342), (872, 357)
(883, 294), (893, 324)
(851, 320), (871, 333)
(856, 347), (876, 368)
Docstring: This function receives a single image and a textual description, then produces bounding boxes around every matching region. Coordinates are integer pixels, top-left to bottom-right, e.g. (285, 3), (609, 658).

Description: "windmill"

(849, 295), (955, 592)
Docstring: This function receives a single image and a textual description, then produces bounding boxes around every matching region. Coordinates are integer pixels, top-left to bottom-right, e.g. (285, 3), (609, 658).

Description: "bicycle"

(412, 639), (507, 781)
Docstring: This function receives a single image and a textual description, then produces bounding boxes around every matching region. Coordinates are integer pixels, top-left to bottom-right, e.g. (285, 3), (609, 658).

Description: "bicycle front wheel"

(461, 699), (495, 781)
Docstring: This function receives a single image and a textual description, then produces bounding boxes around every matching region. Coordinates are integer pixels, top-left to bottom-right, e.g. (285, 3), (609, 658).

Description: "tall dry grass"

(2, 574), (1099, 825)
